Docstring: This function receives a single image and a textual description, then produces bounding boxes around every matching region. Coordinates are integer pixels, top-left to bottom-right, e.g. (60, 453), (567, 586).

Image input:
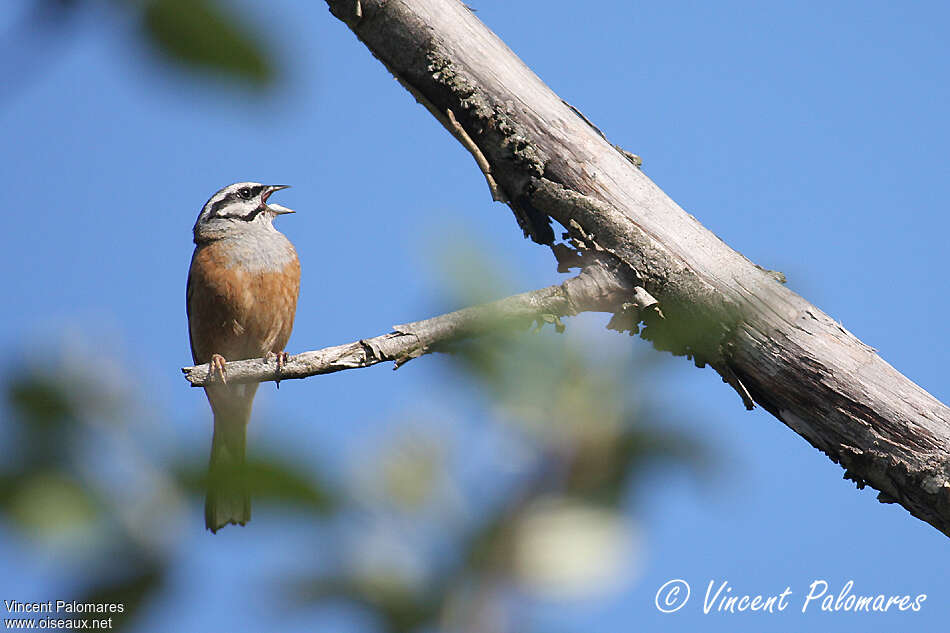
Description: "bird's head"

(193, 182), (293, 242)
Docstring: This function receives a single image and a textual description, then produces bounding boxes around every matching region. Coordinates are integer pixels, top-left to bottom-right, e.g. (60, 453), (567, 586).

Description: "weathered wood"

(322, 0), (950, 535)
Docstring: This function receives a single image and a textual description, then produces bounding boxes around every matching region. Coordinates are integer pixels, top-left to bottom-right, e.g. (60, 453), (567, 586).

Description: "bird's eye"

(238, 187), (252, 200)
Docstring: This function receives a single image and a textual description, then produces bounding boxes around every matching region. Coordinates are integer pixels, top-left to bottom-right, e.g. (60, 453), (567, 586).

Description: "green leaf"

(173, 453), (338, 514)
(142, 0), (274, 85)
(7, 375), (74, 431)
(245, 457), (338, 513)
(7, 470), (102, 540)
(4, 375), (79, 469)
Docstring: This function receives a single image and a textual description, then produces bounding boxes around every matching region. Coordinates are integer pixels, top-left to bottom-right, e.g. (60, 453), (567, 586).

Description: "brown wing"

(186, 242), (300, 365)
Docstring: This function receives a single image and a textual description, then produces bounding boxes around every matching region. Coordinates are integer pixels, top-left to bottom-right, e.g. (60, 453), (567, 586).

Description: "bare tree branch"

(309, 0), (950, 537)
(183, 264), (638, 387)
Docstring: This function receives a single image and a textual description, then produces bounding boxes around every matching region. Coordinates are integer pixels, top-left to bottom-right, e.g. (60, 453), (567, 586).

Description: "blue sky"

(1, 1), (949, 632)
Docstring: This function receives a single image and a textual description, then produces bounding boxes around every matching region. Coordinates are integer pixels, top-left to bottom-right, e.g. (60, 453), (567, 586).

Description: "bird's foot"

(265, 351), (291, 388)
(209, 354), (228, 384)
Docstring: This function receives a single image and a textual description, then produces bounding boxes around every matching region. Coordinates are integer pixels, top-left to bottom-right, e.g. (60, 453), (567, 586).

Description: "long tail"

(205, 385), (256, 533)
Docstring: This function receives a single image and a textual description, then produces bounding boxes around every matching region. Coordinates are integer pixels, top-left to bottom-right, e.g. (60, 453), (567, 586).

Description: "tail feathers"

(205, 411), (250, 533)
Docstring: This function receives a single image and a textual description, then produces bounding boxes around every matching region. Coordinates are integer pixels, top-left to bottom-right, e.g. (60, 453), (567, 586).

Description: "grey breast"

(220, 228), (295, 273)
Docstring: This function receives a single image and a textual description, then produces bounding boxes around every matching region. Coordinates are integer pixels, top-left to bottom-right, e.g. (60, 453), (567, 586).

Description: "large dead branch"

(179, 0), (950, 537)
(306, 0), (950, 536)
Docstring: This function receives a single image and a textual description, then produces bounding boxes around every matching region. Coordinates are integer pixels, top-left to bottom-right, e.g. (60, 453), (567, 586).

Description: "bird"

(186, 182), (300, 533)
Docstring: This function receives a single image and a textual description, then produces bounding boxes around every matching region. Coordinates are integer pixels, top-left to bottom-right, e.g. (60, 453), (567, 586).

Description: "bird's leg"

(209, 354), (228, 384)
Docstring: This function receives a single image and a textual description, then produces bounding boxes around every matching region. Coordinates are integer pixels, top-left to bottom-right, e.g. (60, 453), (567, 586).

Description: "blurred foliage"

(141, 0), (274, 85)
(0, 315), (710, 632)
(174, 454), (339, 514)
(285, 325), (711, 631)
(1, 364), (164, 630)
(1, 0), (277, 102)
(0, 355), (338, 630)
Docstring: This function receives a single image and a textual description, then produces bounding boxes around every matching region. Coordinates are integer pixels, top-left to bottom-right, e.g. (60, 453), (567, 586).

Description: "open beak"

(262, 184), (294, 214)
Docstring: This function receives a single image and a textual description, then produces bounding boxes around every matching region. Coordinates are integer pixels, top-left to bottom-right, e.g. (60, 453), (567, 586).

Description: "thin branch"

(445, 107), (507, 202)
(182, 264), (635, 387)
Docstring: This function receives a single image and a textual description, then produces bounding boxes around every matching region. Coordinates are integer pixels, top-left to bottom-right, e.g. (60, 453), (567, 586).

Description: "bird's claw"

(266, 351), (291, 388)
(209, 354), (228, 384)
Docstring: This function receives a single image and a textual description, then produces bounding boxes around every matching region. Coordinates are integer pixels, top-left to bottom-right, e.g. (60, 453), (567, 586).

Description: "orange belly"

(187, 241), (300, 364)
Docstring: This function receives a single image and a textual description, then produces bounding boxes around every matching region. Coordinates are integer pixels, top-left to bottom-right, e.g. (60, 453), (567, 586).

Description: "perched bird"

(186, 182), (300, 533)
